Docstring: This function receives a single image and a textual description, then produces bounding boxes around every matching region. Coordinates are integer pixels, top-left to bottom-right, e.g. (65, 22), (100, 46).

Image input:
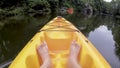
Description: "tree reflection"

(0, 15), (51, 64)
(112, 19), (120, 60)
(63, 13), (120, 61)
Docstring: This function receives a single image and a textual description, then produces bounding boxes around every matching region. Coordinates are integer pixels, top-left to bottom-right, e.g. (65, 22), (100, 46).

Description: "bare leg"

(37, 41), (52, 68)
(68, 41), (82, 68)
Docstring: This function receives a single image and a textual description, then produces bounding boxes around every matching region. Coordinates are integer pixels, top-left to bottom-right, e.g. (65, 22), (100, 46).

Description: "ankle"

(42, 59), (52, 68)
(69, 57), (78, 63)
(43, 57), (51, 62)
(69, 54), (78, 60)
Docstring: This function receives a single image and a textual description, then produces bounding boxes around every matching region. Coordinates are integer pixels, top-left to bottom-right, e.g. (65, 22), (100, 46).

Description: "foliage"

(0, 0), (120, 18)
(28, 0), (50, 8)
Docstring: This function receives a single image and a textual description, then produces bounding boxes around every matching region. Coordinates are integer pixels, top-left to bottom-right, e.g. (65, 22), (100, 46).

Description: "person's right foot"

(67, 41), (81, 68)
(69, 40), (81, 61)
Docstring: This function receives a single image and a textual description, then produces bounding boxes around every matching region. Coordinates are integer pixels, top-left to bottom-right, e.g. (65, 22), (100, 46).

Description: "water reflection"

(88, 25), (120, 67)
(112, 21), (120, 60)
(0, 13), (120, 68)
(63, 13), (120, 68)
(0, 15), (52, 65)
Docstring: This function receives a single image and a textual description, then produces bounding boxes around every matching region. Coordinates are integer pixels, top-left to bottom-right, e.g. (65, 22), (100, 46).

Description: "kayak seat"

(44, 31), (74, 51)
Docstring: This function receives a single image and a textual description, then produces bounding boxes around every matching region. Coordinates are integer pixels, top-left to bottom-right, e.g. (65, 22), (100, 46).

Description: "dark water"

(0, 13), (120, 68)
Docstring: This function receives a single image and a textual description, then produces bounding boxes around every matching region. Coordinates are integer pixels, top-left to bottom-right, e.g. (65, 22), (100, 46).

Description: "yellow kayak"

(9, 16), (111, 68)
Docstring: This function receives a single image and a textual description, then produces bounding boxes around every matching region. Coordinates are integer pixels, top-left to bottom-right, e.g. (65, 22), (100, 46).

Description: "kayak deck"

(9, 17), (111, 68)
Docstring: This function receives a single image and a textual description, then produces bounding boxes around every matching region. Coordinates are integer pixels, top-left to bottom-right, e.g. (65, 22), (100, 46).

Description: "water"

(0, 13), (120, 68)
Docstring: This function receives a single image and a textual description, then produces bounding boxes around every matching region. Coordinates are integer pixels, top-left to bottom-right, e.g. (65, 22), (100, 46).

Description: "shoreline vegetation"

(0, 0), (120, 19)
(0, 0), (120, 29)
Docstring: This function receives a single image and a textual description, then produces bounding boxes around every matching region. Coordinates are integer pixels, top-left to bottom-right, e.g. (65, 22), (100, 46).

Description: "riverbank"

(0, 0), (120, 30)
(0, 0), (120, 19)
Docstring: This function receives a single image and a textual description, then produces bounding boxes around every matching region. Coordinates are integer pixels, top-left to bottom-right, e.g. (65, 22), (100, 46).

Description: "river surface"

(0, 13), (120, 68)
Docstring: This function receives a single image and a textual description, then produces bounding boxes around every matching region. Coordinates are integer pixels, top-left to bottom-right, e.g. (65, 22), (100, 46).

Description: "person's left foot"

(37, 41), (52, 68)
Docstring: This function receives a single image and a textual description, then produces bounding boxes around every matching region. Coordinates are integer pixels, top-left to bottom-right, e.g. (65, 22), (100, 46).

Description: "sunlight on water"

(103, 0), (112, 2)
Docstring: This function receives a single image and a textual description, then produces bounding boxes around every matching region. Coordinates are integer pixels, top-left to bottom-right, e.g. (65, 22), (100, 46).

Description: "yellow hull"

(9, 17), (111, 68)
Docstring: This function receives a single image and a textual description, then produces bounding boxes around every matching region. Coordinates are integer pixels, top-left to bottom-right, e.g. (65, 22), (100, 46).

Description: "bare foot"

(69, 40), (81, 61)
(68, 41), (81, 68)
(37, 41), (52, 68)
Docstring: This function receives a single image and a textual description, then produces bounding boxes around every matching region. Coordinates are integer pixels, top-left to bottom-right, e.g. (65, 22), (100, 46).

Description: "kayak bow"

(9, 16), (111, 68)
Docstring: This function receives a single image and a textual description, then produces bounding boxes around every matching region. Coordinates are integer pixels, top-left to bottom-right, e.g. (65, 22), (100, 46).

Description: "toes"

(37, 41), (49, 55)
(43, 41), (47, 45)
(38, 41), (48, 48)
(44, 41), (48, 49)
(71, 41), (80, 48)
(71, 40), (76, 45)
(70, 41), (81, 55)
